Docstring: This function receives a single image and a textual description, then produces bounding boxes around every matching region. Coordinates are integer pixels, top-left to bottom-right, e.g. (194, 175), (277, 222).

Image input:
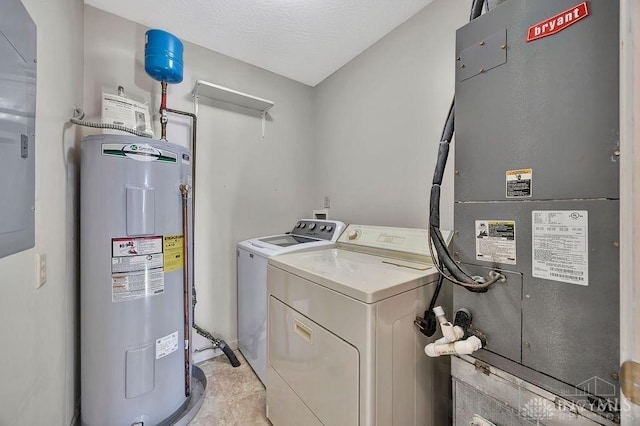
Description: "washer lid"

(269, 248), (438, 303)
(239, 235), (336, 257)
(258, 234), (318, 247)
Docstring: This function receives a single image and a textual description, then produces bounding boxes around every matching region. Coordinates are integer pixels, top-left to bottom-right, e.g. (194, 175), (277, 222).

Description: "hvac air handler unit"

(446, 0), (620, 423)
(80, 134), (194, 425)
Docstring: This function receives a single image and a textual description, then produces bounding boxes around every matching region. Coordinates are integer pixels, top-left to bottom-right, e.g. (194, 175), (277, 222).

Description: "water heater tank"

(80, 134), (192, 425)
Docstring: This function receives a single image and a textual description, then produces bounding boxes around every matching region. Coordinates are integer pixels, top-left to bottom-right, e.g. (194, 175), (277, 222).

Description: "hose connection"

(424, 306), (487, 358)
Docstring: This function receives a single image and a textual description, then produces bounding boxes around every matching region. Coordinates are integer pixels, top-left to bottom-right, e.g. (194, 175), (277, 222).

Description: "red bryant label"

(526, 2), (589, 42)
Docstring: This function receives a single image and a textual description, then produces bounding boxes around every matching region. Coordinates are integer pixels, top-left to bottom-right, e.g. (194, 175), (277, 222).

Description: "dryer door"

(268, 296), (359, 425)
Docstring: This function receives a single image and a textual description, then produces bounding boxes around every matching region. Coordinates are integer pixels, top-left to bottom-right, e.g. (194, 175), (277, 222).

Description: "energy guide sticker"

(163, 234), (184, 273)
(476, 220), (516, 265)
(532, 210), (588, 286)
(111, 236), (165, 302)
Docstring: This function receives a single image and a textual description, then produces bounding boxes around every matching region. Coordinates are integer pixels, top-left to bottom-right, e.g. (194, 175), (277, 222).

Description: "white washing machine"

(266, 224), (454, 426)
(237, 219), (346, 384)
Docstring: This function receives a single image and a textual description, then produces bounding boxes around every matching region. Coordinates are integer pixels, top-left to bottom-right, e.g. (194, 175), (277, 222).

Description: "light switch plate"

(37, 252), (47, 288)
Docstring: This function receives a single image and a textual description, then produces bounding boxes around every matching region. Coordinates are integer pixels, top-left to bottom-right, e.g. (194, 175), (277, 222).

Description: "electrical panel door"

(0, 0), (36, 258)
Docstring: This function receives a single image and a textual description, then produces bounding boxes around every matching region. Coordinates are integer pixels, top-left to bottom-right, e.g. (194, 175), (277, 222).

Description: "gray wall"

(0, 0), (84, 424)
(313, 0), (470, 230)
(83, 6), (317, 348)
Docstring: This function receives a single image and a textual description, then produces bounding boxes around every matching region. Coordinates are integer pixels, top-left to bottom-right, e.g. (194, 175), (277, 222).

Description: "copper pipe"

(160, 81), (168, 140)
(165, 108), (198, 313)
(166, 108), (197, 216)
(166, 108), (198, 309)
(179, 183), (191, 397)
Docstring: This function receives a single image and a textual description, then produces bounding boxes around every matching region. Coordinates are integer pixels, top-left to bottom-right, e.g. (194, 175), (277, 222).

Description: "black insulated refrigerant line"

(428, 0), (503, 293)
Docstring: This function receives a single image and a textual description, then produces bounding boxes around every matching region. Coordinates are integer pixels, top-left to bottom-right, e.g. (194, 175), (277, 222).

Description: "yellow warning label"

(163, 234), (184, 272)
(506, 168), (532, 176)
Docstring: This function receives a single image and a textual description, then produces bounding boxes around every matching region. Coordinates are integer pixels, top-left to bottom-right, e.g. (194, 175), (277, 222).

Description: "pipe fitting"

(489, 270), (506, 282)
(441, 321), (465, 343)
(433, 306), (464, 343)
(425, 335), (483, 358)
(179, 184), (191, 197)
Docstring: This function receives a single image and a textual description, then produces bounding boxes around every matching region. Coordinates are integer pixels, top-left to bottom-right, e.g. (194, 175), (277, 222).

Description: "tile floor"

(189, 351), (271, 426)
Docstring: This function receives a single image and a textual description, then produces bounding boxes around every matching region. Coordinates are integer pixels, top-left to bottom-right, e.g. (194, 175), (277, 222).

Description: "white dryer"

(266, 224), (453, 426)
(237, 219), (345, 384)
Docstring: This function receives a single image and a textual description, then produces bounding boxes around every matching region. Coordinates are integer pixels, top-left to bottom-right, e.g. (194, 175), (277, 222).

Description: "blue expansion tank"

(145, 29), (184, 83)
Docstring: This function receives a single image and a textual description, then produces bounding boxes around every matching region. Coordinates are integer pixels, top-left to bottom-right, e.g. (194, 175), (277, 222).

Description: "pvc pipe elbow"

(441, 322), (465, 342)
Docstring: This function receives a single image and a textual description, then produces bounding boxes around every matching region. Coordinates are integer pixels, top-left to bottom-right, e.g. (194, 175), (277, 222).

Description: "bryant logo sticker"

(526, 2), (589, 42)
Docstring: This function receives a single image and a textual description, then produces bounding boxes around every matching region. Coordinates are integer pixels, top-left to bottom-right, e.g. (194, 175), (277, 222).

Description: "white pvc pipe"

(433, 306), (464, 342)
(425, 336), (483, 358)
(440, 322), (464, 343)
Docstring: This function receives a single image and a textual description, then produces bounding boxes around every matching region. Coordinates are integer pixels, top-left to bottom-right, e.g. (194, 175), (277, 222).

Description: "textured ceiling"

(84, 0), (433, 86)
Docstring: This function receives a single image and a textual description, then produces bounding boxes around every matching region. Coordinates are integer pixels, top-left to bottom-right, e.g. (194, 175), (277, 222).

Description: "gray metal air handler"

(451, 0), (620, 423)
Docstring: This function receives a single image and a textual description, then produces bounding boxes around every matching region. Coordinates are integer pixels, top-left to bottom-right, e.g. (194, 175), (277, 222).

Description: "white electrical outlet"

(324, 196), (331, 208)
(36, 252), (47, 288)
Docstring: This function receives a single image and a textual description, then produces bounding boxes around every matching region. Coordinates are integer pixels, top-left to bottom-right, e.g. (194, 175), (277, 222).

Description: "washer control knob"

(348, 230), (360, 240)
(320, 225), (326, 231)
(326, 226), (333, 232)
(300, 223), (306, 228)
(296, 222), (302, 228)
(309, 223), (316, 230)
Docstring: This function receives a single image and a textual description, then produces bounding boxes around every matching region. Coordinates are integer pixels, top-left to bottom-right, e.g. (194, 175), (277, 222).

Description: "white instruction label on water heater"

(112, 236), (163, 258)
(111, 236), (165, 302)
(475, 220), (517, 265)
(102, 93), (152, 137)
(532, 211), (588, 286)
(156, 331), (179, 359)
(112, 270), (165, 302)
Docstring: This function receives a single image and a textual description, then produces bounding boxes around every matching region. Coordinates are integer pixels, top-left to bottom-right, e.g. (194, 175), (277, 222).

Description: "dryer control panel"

(337, 224), (453, 262)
